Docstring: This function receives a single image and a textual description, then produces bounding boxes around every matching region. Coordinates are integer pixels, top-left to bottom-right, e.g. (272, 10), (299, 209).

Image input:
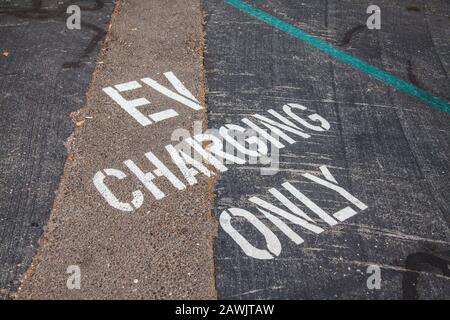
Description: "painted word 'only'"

(220, 166), (368, 259)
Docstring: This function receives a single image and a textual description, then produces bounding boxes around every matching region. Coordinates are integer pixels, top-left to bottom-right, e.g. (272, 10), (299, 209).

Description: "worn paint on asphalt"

(204, 0), (450, 299)
(225, 0), (450, 114)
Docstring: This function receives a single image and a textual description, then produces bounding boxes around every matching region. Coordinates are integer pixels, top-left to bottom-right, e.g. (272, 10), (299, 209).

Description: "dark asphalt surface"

(0, 0), (449, 300)
(204, 0), (450, 299)
(0, 0), (114, 299)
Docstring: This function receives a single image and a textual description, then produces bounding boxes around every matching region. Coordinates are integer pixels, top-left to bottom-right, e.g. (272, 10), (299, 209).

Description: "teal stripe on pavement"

(225, 0), (450, 115)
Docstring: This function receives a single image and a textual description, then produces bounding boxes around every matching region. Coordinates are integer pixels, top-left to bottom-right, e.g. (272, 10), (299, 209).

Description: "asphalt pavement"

(0, 0), (449, 300)
(205, 0), (450, 299)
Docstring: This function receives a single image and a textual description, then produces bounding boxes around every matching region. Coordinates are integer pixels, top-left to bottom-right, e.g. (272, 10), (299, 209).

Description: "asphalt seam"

(199, 0), (220, 299)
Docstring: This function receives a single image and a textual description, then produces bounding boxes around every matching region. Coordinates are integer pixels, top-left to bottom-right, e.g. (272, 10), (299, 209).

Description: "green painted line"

(225, 0), (450, 115)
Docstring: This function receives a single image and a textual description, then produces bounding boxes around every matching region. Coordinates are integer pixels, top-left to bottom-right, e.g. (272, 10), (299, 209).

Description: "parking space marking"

(225, 0), (450, 115)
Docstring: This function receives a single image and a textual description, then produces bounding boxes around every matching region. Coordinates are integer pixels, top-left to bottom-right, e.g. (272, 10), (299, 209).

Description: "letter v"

(301, 166), (368, 222)
(141, 72), (202, 110)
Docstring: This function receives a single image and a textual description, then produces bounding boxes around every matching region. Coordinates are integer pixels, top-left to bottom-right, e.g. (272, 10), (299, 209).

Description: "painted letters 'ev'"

(102, 71), (201, 127)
